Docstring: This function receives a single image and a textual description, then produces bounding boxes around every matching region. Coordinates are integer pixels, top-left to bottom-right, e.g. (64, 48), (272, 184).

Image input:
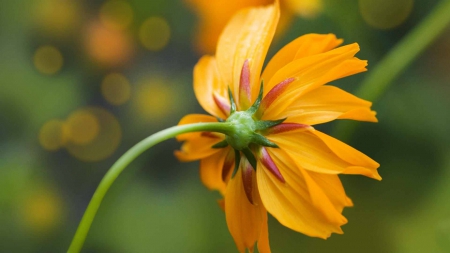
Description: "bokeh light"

(65, 107), (121, 162)
(85, 22), (133, 66)
(66, 110), (100, 145)
(359, 0), (414, 30)
(34, 0), (80, 37)
(19, 186), (64, 234)
(100, 0), (133, 31)
(284, 0), (322, 18)
(33, 46), (64, 75)
(101, 73), (132, 106)
(39, 119), (67, 151)
(133, 77), (175, 121)
(139, 17), (171, 51)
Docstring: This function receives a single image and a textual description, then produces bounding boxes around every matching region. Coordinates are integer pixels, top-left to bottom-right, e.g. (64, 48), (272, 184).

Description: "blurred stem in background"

(67, 122), (235, 253)
(333, 0), (450, 141)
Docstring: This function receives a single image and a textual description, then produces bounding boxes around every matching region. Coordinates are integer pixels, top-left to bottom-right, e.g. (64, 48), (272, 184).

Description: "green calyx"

(225, 81), (282, 150)
(214, 82), (285, 172)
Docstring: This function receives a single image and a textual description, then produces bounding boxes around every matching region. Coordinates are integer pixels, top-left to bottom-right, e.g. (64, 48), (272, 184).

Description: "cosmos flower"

(176, 2), (381, 252)
(185, 0), (322, 54)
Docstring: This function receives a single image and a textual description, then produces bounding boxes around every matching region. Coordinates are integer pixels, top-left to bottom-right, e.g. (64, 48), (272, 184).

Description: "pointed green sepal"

(215, 117), (225, 122)
(252, 133), (279, 148)
(242, 148), (257, 170)
(255, 118), (286, 130)
(228, 87), (236, 114)
(232, 150), (241, 177)
(247, 80), (264, 115)
(212, 140), (229, 149)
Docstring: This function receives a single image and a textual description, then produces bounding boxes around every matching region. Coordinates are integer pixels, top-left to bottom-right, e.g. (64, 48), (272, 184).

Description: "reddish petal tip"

(201, 131), (221, 138)
(213, 93), (230, 117)
(266, 123), (312, 135)
(241, 159), (254, 204)
(239, 59), (252, 108)
(259, 147), (285, 183)
(259, 77), (296, 114)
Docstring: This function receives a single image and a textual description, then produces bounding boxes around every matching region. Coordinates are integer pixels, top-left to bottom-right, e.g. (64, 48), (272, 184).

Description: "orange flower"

(176, 2), (380, 252)
(186, 0), (322, 54)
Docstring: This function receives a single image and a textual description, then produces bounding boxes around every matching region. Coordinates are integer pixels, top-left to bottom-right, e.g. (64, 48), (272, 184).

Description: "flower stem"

(333, 0), (450, 140)
(67, 122), (234, 253)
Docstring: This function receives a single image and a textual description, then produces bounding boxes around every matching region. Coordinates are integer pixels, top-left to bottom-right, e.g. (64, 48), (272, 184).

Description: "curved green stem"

(333, 0), (450, 140)
(67, 122), (234, 253)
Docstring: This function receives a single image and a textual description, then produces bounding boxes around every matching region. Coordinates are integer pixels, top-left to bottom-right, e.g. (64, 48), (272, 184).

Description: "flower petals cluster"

(176, 2), (381, 252)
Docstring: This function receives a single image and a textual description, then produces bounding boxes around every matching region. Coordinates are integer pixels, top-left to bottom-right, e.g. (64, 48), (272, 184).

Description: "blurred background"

(1, 0), (450, 252)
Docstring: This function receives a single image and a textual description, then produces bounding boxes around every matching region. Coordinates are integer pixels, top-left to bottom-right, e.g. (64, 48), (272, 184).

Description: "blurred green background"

(1, 0), (450, 252)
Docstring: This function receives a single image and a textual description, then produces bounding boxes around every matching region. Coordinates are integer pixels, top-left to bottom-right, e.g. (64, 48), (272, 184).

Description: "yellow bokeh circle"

(35, 0), (80, 37)
(100, 0), (133, 31)
(66, 110), (100, 145)
(20, 187), (63, 234)
(33, 46), (64, 75)
(101, 73), (132, 105)
(359, 0), (414, 30)
(65, 107), (121, 162)
(134, 78), (174, 120)
(39, 119), (67, 151)
(139, 17), (171, 51)
(284, 0), (322, 18)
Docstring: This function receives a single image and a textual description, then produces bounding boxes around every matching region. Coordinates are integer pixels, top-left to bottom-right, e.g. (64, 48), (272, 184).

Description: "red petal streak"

(239, 59), (251, 109)
(217, 199), (225, 211)
(222, 150), (235, 182)
(241, 158), (255, 204)
(213, 93), (230, 117)
(201, 132), (221, 138)
(257, 77), (296, 116)
(266, 123), (312, 135)
(260, 147), (285, 183)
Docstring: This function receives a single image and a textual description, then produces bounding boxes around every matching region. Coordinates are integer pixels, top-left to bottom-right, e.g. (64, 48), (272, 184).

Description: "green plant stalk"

(67, 122), (234, 253)
(333, 0), (450, 141)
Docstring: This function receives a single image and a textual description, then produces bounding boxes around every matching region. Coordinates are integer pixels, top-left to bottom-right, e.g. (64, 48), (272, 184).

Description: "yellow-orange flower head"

(176, 2), (381, 252)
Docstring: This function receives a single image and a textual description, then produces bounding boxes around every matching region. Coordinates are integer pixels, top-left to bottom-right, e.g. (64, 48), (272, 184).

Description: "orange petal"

(262, 45), (367, 119)
(216, 1), (279, 105)
(298, 166), (353, 223)
(257, 148), (347, 238)
(200, 147), (233, 195)
(225, 167), (268, 253)
(186, 0), (275, 54)
(176, 114), (219, 141)
(261, 34), (342, 85)
(175, 114), (225, 162)
(194, 56), (229, 119)
(313, 130), (381, 180)
(307, 171), (354, 210)
(175, 136), (223, 162)
(267, 127), (380, 179)
(275, 85), (377, 125)
(257, 214), (271, 253)
(270, 147), (352, 218)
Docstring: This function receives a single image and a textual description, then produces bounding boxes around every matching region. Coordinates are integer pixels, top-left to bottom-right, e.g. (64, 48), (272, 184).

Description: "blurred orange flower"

(176, 2), (380, 252)
(186, 0), (322, 54)
(85, 22), (133, 67)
